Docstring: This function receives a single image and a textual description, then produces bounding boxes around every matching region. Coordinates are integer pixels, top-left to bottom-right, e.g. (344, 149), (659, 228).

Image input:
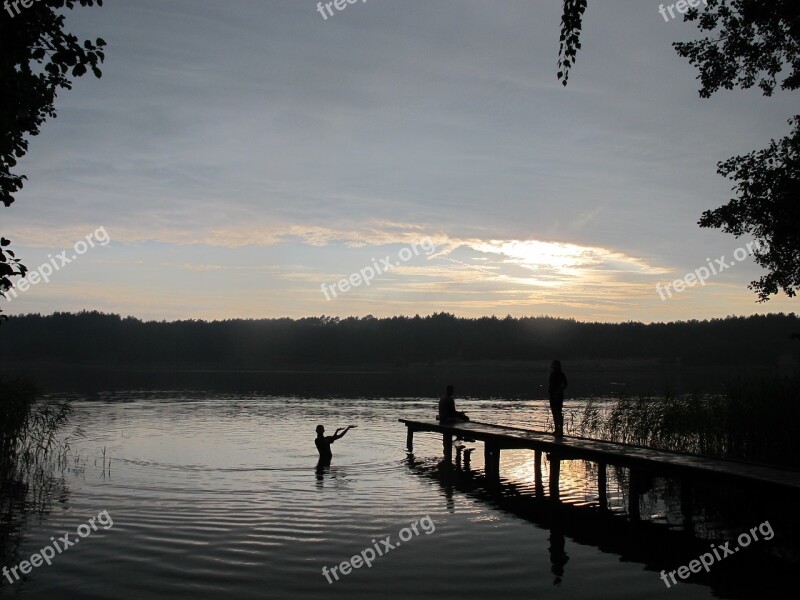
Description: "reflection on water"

(0, 394), (797, 599)
(408, 447), (798, 598)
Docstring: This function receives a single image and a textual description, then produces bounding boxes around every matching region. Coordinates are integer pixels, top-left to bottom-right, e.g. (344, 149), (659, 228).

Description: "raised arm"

(334, 425), (356, 440)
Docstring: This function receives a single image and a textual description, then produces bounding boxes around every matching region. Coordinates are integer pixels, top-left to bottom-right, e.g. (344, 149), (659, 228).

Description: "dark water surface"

(7, 361), (790, 398)
(1, 394), (796, 599)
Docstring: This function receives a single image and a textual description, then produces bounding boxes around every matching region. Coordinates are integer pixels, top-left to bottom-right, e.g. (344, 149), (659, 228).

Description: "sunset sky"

(4, 0), (797, 322)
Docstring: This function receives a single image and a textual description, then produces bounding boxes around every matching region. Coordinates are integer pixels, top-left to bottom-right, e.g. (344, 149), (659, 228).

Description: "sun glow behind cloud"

(3, 221), (792, 322)
(440, 238), (670, 291)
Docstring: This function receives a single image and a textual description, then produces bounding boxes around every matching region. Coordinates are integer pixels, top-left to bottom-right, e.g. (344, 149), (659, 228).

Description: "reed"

(1, 378), (73, 521)
(572, 375), (800, 468)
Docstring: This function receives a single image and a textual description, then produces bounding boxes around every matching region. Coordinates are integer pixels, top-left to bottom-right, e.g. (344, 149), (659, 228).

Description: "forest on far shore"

(0, 311), (798, 370)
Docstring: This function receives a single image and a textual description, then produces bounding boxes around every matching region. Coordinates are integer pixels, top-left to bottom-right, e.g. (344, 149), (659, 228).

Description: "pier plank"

(399, 419), (800, 491)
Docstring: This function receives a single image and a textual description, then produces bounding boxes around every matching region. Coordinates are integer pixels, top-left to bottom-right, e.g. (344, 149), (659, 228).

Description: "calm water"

(1, 394), (796, 599)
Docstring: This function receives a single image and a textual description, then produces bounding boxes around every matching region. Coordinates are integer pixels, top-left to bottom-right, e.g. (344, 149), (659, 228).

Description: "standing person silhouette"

(548, 360), (567, 437)
(315, 424), (355, 464)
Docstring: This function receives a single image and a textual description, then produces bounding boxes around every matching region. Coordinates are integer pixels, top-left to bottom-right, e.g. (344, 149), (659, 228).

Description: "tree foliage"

(676, 0), (800, 300)
(558, 0), (800, 301)
(700, 117), (800, 300)
(557, 0), (587, 86)
(0, 0), (106, 316)
(674, 0), (800, 98)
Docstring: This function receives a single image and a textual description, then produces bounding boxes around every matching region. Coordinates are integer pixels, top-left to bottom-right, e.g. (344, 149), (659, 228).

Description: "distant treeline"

(0, 311), (798, 369)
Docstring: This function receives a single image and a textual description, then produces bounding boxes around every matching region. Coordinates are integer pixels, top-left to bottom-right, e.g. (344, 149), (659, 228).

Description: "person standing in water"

(315, 424), (356, 464)
(548, 360), (567, 437)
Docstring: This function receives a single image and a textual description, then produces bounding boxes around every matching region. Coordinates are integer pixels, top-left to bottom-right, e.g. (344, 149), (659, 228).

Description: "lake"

(0, 392), (796, 599)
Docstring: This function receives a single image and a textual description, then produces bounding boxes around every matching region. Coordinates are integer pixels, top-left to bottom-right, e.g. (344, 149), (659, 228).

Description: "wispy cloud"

(3, 0), (796, 321)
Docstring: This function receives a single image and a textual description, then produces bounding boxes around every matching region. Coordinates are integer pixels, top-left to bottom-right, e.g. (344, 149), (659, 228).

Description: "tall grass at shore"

(572, 375), (800, 468)
(1, 378), (72, 519)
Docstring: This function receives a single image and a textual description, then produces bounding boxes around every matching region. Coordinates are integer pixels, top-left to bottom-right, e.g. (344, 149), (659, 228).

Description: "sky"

(3, 0), (798, 322)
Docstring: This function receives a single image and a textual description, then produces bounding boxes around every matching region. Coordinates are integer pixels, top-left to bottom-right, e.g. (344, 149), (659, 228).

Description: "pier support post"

(406, 428), (414, 452)
(443, 433), (453, 464)
(681, 478), (693, 533)
(598, 463), (608, 511)
(484, 443), (501, 485)
(628, 469), (641, 521)
(549, 455), (561, 501)
(464, 448), (473, 472)
(534, 450), (543, 496)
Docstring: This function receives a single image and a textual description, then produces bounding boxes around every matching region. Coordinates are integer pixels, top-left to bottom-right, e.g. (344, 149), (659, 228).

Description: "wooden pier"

(399, 419), (800, 512)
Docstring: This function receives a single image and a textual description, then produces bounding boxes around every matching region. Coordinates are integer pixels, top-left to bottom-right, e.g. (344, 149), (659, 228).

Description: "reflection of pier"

(404, 453), (794, 599)
(400, 419), (800, 521)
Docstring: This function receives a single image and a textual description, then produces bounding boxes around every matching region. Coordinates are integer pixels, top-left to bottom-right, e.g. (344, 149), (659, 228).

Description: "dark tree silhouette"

(557, 0), (587, 87)
(674, 0), (800, 98)
(557, 0), (800, 301)
(0, 311), (797, 369)
(677, 0), (800, 300)
(700, 118), (800, 300)
(0, 0), (106, 317)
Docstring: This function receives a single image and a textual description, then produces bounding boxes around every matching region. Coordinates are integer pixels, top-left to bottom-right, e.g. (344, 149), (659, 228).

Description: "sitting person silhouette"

(438, 385), (469, 423)
(315, 424), (355, 463)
